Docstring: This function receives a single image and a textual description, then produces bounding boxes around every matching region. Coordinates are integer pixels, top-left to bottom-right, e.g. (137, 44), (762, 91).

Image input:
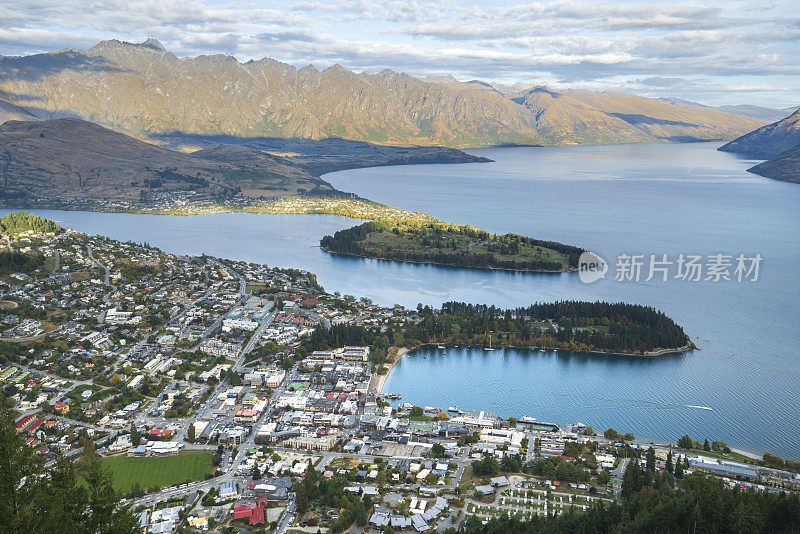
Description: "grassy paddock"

(96, 450), (215, 493)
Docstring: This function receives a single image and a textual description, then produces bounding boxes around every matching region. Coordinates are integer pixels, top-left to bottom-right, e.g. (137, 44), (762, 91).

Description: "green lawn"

(364, 229), (570, 267)
(96, 450), (215, 493)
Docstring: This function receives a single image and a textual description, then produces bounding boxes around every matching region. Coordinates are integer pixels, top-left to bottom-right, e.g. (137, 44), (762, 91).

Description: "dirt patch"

(328, 457), (361, 470)
(0, 300), (19, 310)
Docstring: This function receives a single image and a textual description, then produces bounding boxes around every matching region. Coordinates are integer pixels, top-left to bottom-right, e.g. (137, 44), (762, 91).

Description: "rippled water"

(5, 142), (799, 456)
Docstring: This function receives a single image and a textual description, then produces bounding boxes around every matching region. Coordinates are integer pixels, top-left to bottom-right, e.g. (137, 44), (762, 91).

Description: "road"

(611, 458), (630, 477)
(209, 258), (246, 296)
(49, 250), (60, 276)
(86, 245), (110, 286)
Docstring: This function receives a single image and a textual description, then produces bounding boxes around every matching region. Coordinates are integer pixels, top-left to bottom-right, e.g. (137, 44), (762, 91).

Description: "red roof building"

(15, 414), (36, 431)
(249, 506), (264, 525)
(27, 417), (46, 433)
(233, 503), (255, 520)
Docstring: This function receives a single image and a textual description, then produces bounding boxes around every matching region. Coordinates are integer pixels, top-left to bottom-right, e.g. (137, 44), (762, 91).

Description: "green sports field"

(97, 450), (215, 493)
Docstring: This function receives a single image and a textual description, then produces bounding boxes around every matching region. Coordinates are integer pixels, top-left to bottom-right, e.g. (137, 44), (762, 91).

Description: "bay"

(4, 142), (799, 457)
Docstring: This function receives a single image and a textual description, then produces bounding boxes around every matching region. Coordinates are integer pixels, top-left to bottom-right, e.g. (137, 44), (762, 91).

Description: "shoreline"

(321, 246), (576, 274)
(377, 342), (694, 372)
(371, 346), (413, 395)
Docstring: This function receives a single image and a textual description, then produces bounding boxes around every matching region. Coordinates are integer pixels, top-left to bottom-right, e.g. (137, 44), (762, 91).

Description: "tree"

(621, 459), (643, 499)
(187, 423), (196, 444)
(472, 456), (500, 477)
(674, 459), (684, 479)
(83, 448), (137, 533)
(703, 439), (711, 451)
(0, 408), (136, 533)
(646, 447), (656, 473)
(677, 434), (694, 449)
(430, 443), (446, 458)
(409, 406), (424, 417)
(666, 451), (674, 473)
(596, 469), (611, 486)
(130, 423), (140, 447)
(251, 464), (261, 480)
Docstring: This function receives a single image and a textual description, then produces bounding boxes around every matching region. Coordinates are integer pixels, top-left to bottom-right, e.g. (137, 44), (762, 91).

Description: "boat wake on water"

(685, 404), (714, 411)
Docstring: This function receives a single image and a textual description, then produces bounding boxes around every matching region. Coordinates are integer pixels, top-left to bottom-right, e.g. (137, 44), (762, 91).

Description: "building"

(234, 410), (258, 424)
(219, 481), (238, 499)
(199, 338), (241, 358)
(286, 435), (336, 452)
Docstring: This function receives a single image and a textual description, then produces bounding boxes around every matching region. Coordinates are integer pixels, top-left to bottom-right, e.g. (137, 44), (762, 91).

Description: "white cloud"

(0, 0), (797, 107)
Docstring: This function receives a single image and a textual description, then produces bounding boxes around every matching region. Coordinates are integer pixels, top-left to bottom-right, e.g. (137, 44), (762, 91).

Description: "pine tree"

(646, 447), (656, 473)
(666, 451), (674, 473)
(0, 408), (136, 533)
(676, 460), (684, 479)
(130, 422), (140, 447)
(703, 439), (711, 451)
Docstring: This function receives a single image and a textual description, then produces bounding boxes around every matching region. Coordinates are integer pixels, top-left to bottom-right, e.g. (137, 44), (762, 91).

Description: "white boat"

(484, 334), (495, 351)
(437, 345), (445, 349)
(448, 406), (459, 412)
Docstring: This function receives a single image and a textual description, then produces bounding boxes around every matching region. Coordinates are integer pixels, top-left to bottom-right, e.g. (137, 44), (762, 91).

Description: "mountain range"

(0, 38), (764, 149)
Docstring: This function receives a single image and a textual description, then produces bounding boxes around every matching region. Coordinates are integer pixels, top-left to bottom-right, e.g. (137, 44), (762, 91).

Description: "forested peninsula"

(320, 221), (585, 272)
(411, 301), (693, 356)
(294, 301), (693, 361)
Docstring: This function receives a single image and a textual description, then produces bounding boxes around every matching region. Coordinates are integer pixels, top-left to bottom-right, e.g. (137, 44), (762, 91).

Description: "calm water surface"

(6, 142), (799, 456)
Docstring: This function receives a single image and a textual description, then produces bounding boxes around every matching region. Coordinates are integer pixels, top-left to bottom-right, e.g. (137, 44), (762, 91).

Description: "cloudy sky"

(1, 0), (798, 107)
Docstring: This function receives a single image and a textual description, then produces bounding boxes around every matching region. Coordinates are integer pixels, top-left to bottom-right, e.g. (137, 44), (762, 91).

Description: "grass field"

(364, 229), (570, 267)
(97, 450), (215, 493)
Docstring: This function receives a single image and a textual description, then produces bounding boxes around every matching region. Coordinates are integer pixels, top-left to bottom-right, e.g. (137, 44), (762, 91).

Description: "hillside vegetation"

(0, 211), (62, 234)
(408, 301), (693, 355)
(320, 221), (585, 272)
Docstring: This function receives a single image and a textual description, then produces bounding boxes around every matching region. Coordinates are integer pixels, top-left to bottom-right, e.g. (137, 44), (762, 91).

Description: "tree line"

(0, 211), (62, 235)
(407, 301), (690, 354)
(0, 250), (44, 275)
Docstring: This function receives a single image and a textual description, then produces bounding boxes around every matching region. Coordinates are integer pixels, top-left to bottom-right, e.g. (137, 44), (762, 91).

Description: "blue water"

(5, 142), (799, 457)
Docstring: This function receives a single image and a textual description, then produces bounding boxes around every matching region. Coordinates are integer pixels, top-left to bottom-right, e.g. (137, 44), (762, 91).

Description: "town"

(2, 213), (799, 534)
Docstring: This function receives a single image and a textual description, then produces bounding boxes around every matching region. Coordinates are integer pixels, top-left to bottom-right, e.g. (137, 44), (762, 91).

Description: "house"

(219, 481), (238, 499)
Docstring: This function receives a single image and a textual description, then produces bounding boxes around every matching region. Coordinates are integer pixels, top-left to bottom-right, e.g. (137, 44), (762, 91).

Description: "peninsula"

(320, 221), (585, 272)
(399, 301), (694, 357)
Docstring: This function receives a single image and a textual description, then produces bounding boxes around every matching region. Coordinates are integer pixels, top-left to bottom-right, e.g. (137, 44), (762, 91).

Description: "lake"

(5, 142), (799, 457)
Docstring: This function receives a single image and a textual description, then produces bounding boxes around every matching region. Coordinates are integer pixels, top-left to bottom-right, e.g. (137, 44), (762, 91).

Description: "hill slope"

(747, 146), (800, 184)
(0, 98), (38, 124)
(563, 90), (761, 142)
(0, 39), (762, 148)
(0, 118), (334, 204)
(719, 109), (800, 159)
